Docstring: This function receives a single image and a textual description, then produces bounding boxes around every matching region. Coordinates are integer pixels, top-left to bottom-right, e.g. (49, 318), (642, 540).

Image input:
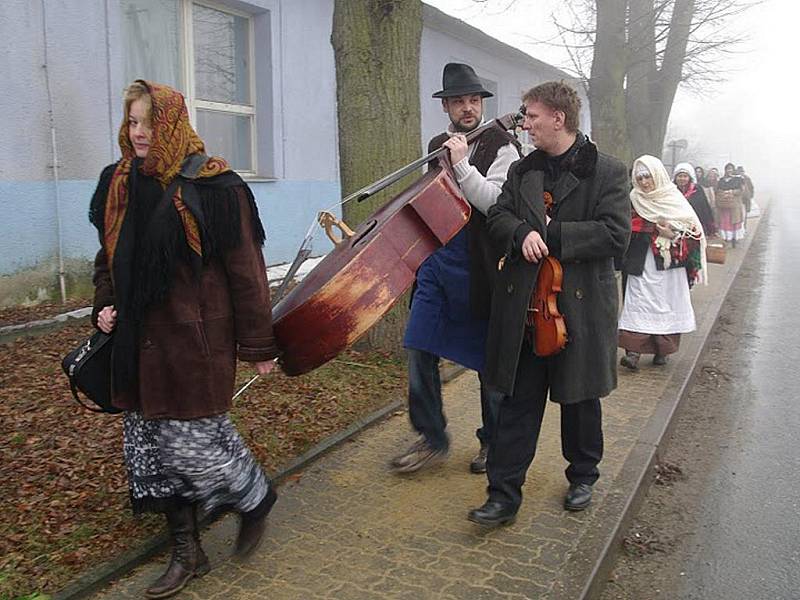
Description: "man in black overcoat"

(468, 81), (631, 527)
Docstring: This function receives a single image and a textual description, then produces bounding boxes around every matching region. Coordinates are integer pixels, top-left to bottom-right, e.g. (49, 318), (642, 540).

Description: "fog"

(425, 0), (799, 201)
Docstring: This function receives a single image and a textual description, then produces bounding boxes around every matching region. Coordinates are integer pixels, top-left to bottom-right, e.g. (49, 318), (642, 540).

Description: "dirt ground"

(598, 234), (762, 599)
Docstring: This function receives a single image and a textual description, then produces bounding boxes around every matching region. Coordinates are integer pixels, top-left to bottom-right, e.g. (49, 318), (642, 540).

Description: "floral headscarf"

(104, 81), (231, 268)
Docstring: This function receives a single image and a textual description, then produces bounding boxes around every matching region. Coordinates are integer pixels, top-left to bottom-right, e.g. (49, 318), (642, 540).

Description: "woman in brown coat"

(90, 80), (279, 598)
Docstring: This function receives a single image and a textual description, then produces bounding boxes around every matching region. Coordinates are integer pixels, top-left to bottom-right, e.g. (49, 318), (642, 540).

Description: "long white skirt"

(618, 251), (696, 335)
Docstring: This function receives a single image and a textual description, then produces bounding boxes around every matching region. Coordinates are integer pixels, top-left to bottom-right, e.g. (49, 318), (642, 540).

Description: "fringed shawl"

(89, 80), (266, 395)
(103, 80), (232, 268)
(630, 155), (707, 285)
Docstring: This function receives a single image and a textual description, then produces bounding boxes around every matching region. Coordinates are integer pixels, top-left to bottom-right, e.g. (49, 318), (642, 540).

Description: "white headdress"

(630, 155), (707, 285)
(673, 162), (696, 183)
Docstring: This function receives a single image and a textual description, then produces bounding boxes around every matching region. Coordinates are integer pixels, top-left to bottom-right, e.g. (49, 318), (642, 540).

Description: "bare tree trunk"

(569, 0), (747, 163)
(626, 0), (658, 159)
(625, 0), (695, 159)
(331, 0), (422, 354)
(589, 0), (633, 166)
(651, 0), (695, 152)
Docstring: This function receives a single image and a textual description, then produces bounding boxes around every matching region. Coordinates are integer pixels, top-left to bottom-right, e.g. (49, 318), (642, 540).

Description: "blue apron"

(403, 228), (488, 372)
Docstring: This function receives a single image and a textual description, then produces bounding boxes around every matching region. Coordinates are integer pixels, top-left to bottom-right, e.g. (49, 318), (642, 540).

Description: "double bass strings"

(272, 186), (363, 302)
(277, 143), (439, 299)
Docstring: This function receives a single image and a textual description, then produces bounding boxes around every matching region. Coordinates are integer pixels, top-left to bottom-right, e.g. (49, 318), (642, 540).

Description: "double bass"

(272, 112), (522, 375)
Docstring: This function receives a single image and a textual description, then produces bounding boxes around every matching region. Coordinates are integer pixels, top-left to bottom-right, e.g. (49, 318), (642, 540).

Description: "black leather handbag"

(61, 331), (121, 414)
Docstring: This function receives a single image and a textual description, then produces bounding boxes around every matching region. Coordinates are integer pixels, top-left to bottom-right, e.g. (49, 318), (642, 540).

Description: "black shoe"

(652, 354), (668, 366)
(469, 443), (489, 474)
(235, 486), (277, 560)
(564, 483), (593, 511)
(467, 500), (517, 528)
(620, 351), (640, 371)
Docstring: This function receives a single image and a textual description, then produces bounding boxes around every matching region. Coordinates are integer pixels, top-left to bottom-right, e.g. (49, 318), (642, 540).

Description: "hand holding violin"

(521, 230), (549, 263)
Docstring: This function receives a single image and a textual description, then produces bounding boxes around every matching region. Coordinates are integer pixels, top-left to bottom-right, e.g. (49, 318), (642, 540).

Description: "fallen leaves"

(653, 461), (685, 486)
(0, 321), (406, 598)
(622, 525), (670, 557)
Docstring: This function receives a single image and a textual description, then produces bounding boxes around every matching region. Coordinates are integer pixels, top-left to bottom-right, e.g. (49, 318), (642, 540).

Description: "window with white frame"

(121, 0), (258, 174)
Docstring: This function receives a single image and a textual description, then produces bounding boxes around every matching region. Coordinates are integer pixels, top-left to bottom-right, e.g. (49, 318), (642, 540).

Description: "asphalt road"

(601, 199), (800, 600)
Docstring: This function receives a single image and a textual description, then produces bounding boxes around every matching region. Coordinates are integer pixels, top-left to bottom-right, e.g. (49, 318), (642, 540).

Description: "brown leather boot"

(191, 503), (211, 577)
(145, 501), (209, 599)
(234, 486), (277, 560)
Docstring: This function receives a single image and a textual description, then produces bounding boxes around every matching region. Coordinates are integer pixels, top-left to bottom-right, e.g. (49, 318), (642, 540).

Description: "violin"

(527, 256), (568, 357)
(272, 112), (523, 376)
(526, 191), (568, 357)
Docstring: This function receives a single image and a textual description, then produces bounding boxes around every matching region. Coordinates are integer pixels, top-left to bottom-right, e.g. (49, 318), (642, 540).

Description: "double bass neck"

(348, 110), (523, 205)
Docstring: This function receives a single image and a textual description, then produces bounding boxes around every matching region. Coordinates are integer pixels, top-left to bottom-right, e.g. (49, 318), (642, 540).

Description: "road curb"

(551, 208), (770, 600)
(0, 307), (92, 344)
(52, 360), (465, 600)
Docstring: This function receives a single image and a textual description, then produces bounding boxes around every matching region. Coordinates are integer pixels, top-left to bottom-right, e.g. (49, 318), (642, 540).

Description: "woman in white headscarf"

(618, 155), (707, 370)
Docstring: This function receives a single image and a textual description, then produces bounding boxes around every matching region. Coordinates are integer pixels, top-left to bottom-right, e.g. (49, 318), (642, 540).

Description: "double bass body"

(272, 162), (470, 376)
(272, 113), (523, 376)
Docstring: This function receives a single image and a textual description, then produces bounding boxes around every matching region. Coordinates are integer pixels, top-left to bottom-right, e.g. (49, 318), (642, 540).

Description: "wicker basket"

(706, 238), (726, 264)
(715, 189), (740, 210)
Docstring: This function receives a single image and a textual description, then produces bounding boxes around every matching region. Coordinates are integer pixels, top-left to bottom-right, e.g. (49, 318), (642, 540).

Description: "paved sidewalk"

(88, 209), (766, 600)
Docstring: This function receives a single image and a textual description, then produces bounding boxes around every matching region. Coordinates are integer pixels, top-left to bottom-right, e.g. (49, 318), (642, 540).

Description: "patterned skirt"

(123, 411), (270, 515)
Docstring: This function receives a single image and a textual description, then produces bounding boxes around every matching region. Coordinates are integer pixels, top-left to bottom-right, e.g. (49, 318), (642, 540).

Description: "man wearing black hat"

(390, 63), (520, 475)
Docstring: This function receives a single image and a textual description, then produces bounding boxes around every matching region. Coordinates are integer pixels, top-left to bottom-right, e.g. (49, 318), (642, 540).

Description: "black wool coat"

(484, 140), (631, 402)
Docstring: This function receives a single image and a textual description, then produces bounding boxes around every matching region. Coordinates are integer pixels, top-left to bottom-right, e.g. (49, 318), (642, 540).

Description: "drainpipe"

(40, 0), (67, 303)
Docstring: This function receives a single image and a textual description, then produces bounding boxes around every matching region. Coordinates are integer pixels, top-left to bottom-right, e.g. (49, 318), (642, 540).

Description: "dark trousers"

(486, 346), (603, 509)
(407, 348), (500, 451)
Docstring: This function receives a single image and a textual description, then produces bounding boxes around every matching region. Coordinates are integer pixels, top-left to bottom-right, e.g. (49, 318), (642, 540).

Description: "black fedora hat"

(432, 63), (493, 99)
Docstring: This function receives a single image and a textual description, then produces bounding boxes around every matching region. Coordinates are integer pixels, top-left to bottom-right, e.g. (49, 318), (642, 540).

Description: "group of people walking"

(390, 64), (738, 530)
(616, 159), (756, 369)
(86, 63), (743, 597)
(695, 163), (756, 246)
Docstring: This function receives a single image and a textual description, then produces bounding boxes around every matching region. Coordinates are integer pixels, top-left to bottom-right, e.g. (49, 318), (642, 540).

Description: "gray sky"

(425, 0), (798, 198)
